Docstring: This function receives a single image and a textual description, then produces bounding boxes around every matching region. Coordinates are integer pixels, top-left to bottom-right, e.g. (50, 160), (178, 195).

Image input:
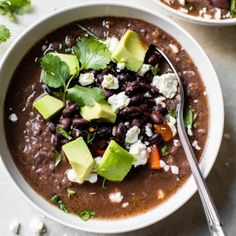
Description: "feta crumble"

(167, 122), (177, 137)
(79, 72), (95, 86)
(117, 62), (125, 70)
(125, 126), (140, 144)
(169, 44), (179, 54)
(9, 113), (18, 123)
(170, 165), (179, 175)
(214, 8), (221, 20)
(154, 96), (166, 108)
(129, 140), (147, 167)
(157, 189), (165, 200)
(66, 169), (98, 184)
(122, 202), (129, 208)
(137, 64), (151, 77)
(173, 139), (181, 147)
(9, 221), (20, 234)
(108, 92), (130, 112)
(104, 37), (119, 54)
(145, 125), (153, 137)
(160, 160), (179, 175)
(109, 192), (123, 203)
(192, 140), (201, 150)
(178, 0), (185, 5)
(152, 73), (178, 98)
(101, 74), (119, 89)
(29, 218), (45, 235)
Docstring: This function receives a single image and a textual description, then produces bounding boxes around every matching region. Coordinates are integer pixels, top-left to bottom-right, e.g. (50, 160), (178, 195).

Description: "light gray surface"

(0, 0), (236, 235)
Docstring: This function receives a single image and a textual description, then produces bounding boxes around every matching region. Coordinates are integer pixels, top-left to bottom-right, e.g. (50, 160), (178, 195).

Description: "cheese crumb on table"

(9, 220), (20, 234)
(29, 218), (45, 235)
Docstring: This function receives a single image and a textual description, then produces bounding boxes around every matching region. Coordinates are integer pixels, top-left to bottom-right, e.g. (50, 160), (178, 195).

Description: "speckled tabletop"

(0, 0), (236, 235)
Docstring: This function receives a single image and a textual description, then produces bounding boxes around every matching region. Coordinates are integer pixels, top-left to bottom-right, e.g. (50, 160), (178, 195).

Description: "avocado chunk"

(112, 30), (148, 72)
(33, 94), (64, 120)
(97, 140), (135, 181)
(50, 52), (80, 76)
(80, 102), (117, 123)
(62, 137), (94, 182)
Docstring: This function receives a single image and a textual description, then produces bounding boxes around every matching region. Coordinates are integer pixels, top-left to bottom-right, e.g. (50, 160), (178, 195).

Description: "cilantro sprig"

(51, 194), (68, 212)
(0, 0), (31, 22)
(78, 209), (95, 221)
(0, 24), (10, 44)
(184, 107), (195, 129)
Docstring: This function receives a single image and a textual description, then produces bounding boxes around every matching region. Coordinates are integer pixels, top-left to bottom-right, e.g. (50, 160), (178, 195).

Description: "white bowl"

(154, 0), (236, 26)
(0, 2), (224, 234)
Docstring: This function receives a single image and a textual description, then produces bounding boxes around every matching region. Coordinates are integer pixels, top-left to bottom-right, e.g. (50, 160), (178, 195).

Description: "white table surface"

(0, 0), (236, 235)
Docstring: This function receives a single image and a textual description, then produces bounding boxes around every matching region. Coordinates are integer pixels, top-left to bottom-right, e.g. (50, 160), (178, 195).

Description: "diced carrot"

(149, 144), (161, 169)
(154, 124), (173, 142)
(95, 150), (106, 156)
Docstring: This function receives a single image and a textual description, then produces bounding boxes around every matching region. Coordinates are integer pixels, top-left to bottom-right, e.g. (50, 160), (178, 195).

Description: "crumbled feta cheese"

(144, 141), (150, 146)
(187, 127), (193, 136)
(122, 202), (129, 208)
(104, 37), (119, 54)
(178, 0), (185, 5)
(194, 99), (199, 103)
(109, 192), (123, 203)
(29, 218), (44, 235)
(167, 122), (177, 137)
(117, 62), (125, 70)
(164, 164), (170, 172)
(89, 192), (96, 195)
(94, 156), (102, 168)
(173, 139), (181, 147)
(144, 92), (151, 98)
(169, 44), (179, 54)
(137, 64), (151, 77)
(152, 73), (178, 98)
(79, 72), (95, 86)
(179, 7), (189, 14)
(108, 92), (130, 112)
(154, 96), (166, 106)
(124, 121), (129, 126)
(214, 8), (221, 20)
(66, 169), (98, 184)
(9, 113), (18, 123)
(157, 189), (165, 200)
(145, 125), (153, 137)
(192, 140), (201, 150)
(129, 140), (147, 167)
(9, 221), (20, 234)
(203, 91), (207, 96)
(125, 126), (140, 144)
(170, 165), (179, 175)
(101, 74), (119, 89)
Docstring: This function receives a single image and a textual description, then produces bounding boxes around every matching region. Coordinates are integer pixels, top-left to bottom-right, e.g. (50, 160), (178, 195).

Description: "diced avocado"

(112, 30), (148, 72)
(80, 102), (117, 123)
(50, 52), (80, 75)
(97, 140), (135, 182)
(62, 137), (94, 182)
(33, 94), (64, 120)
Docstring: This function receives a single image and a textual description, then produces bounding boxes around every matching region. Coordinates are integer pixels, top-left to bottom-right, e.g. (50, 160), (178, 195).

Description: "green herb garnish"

(67, 85), (106, 107)
(0, 0), (31, 22)
(101, 178), (107, 189)
(161, 145), (168, 156)
(53, 149), (62, 167)
(82, 131), (96, 144)
(184, 107), (195, 129)
(51, 194), (68, 212)
(168, 109), (177, 119)
(66, 188), (76, 198)
(0, 24), (10, 43)
(78, 209), (95, 221)
(151, 66), (158, 76)
(188, 5), (194, 11)
(73, 37), (111, 70)
(230, 0), (235, 17)
(77, 24), (98, 39)
(56, 125), (72, 141)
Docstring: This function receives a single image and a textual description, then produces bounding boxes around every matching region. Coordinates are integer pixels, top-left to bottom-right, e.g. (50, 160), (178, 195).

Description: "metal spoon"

(154, 47), (226, 236)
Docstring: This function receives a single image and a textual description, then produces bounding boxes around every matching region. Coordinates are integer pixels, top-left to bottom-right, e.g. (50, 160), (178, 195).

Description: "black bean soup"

(4, 17), (208, 220)
(161, 0), (235, 20)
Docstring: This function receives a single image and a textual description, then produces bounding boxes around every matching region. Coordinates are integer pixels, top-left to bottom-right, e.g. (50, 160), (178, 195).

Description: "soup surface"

(4, 17), (208, 219)
(160, 0), (235, 20)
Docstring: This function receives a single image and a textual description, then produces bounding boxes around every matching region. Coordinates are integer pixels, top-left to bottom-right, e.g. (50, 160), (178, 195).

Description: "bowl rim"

(0, 1), (224, 234)
(153, 0), (236, 26)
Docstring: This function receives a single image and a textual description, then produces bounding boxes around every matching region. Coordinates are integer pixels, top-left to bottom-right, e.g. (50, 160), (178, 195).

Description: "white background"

(0, 0), (236, 235)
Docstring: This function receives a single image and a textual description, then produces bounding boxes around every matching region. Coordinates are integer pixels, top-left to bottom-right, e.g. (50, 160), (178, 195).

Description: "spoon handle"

(177, 120), (226, 236)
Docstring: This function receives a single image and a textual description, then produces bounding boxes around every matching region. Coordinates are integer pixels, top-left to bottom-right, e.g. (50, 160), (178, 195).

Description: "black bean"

(151, 112), (164, 124)
(144, 98), (156, 107)
(119, 106), (142, 117)
(96, 126), (111, 138)
(103, 89), (113, 98)
(112, 123), (126, 143)
(51, 134), (59, 147)
(91, 140), (107, 150)
(118, 72), (134, 82)
(130, 94), (144, 105)
(62, 103), (78, 117)
(150, 86), (159, 96)
(95, 73), (104, 83)
(61, 139), (69, 145)
(138, 104), (149, 112)
(131, 118), (143, 128)
(153, 105), (168, 116)
(211, 0), (229, 9)
(148, 133), (162, 145)
(65, 35), (76, 48)
(49, 41), (60, 51)
(72, 118), (89, 127)
(124, 81), (142, 95)
(47, 122), (56, 133)
(59, 118), (71, 130)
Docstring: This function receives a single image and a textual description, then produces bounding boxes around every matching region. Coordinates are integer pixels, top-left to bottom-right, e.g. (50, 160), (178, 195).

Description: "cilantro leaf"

(78, 209), (95, 221)
(184, 107), (195, 129)
(73, 37), (111, 70)
(151, 66), (158, 76)
(0, 0), (31, 22)
(51, 194), (68, 212)
(168, 109), (177, 119)
(53, 149), (62, 167)
(0, 24), (10, 43)
(161, 145), (168, 156)
(66, 188), (76, 198)
(67, 85), (106, 107)
(40, 54), (70, 89)
(56, 125), (72, 140)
